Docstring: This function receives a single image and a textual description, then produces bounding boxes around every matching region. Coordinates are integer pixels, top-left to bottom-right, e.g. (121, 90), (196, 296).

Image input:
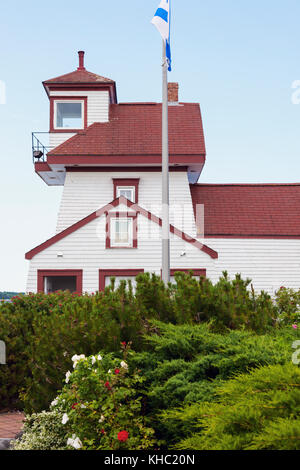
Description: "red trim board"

(25, 196), (218, 260)
(99, 269), (144, 291)
(37, 269), (83, 294)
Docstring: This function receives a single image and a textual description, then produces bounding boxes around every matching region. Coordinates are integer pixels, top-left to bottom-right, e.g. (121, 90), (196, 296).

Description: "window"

(99, 269), (144, 291)
(111, 217), (133, 247)
(116, 186), (135, 202)
(37, 270), (83, 293)
(163, 269), (206, 284)
(113, 179), (140, 203)
(106, 212), (138, 249)
(54, 101), (84, 129)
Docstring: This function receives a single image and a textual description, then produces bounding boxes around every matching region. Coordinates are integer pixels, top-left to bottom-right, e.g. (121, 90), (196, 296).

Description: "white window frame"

(54, 100), (84, 130)
(116, 186), (135, 203)
(110, 217), (133, 247)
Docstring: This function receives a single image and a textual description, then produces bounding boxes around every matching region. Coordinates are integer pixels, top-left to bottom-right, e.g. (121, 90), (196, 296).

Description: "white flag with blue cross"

(151, 0), (172, 71)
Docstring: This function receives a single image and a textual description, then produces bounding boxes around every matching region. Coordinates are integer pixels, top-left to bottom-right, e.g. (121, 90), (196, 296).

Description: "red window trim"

(113, 179), (140, 203)
(161, 269), (207, 278)
(25, 196), (218, 260)
(99, 269), (144, 291)
(106, 212), (138, 249)
(37, 269), (83, 294)
(49, 96), (88, 133)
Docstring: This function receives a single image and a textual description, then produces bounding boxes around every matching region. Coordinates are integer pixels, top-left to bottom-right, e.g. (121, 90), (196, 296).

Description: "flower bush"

(49, 345), (156, 450)
(275, 286), (300, 327)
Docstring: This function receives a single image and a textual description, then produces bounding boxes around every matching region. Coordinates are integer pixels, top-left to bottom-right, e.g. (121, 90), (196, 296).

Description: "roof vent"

(77, 51), (86, 71)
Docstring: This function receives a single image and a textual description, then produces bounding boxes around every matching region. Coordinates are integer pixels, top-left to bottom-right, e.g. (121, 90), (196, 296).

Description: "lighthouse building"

(26, 52), (300, 295)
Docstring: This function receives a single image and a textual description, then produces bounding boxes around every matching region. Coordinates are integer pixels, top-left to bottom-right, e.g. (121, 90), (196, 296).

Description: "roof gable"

(25, 197), (218, 260)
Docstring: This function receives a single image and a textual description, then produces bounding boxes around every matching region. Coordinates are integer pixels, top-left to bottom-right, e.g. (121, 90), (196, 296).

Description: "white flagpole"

(161, 39), (170, 284)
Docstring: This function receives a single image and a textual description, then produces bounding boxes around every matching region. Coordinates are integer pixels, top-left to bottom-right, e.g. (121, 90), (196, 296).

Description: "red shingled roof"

(43, 69), (114, 84)
(190, 184), (300, 238)
(48, 103), (206, 157)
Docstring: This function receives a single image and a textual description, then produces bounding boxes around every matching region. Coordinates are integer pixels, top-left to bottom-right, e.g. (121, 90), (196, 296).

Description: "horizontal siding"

(49, 132), (76, 149)
(206, 238), (300, 295)
(49, 90), (110, 125)
(56, 171), (197, 237)
(26, 211), (213, 293)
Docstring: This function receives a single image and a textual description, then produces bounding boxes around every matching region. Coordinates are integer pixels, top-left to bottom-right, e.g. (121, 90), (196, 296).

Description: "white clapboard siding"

(26, 210), (300, 295)
(48, 90), (110, 148)
(205, 238), (300, 295)
(49, 90), (110, 125)
(26, 209), (214, 293)
(56, 171), (197, 238)
(49, 132), (76, 149)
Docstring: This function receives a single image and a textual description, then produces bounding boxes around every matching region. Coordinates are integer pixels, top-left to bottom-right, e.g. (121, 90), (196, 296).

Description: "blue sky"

(0, 0), (300, 291)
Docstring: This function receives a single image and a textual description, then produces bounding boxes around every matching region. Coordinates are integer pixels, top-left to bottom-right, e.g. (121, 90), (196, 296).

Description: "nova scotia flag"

(151, 0), (172, 71)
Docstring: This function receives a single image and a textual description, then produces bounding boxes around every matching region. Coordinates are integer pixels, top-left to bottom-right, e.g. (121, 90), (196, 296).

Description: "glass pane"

(117, 187), (135, 202)
(115, 220), (130, 243)
(56, 102), (83, 128)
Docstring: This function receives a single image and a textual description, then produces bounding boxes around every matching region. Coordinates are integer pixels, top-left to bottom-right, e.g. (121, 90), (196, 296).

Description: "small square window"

(55, 101), (83, 129)
(116, 186), (135, 202)
(110, 218), (133, 247)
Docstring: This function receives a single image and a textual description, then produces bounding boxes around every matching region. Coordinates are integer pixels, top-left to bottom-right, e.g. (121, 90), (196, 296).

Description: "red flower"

(71, 403), (79, 409)
(115, 369), (120, 375)
(104, 381), (111, 390)
(118, 430), (129, 442)
(100, 429), (105, 434)
(121, 341), (126, 346)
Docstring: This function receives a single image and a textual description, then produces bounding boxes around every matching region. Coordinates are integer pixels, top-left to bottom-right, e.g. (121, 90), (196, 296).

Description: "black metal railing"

(32, 132), (54, 163)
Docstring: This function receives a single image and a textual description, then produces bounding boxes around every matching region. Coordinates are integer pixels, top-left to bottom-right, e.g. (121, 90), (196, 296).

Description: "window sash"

(54, 100), (84, 129)
(110, 218), (133, 247)
(116, 186), (135, 202)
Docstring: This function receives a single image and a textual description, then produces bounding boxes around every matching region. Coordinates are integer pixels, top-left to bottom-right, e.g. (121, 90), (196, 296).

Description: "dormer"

(43, 51), (117, 148)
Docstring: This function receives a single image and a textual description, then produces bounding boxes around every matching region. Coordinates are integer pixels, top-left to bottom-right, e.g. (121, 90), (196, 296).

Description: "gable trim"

(25, 196), (218, 260)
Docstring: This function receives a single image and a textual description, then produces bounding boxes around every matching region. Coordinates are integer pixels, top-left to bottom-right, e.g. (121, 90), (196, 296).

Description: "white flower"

(80, 404), (87, 409)
(99, 415), (105, 423)
(97, 354), (103, 361)
(65, 371), (71, 383)
(91, 356), (96, 365)
(120, 361), (128, 370)
(62, 413), (69, 425)
(51, 398), (58, 407)
(72, 354), (86, 369)
(108, 369), (112, 374)
(67, 434), (82, 449)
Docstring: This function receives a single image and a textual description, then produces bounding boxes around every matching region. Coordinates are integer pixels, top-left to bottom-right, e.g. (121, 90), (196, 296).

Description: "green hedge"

(162, 363), (300, 450)
(0, 272), (291, 412)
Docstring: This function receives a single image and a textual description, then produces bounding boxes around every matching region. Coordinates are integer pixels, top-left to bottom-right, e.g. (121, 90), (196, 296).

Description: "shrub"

(129, 322), (300, 444)
(163, 363), (300, 450)
(48, 345), (156, 450)
(275, 287), (300, 326)
(12, 410), (68, 450)
(0, 272), (282, 412)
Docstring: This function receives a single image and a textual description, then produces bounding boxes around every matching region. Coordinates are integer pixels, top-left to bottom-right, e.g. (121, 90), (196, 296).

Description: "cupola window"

(54, 101), (84, 129)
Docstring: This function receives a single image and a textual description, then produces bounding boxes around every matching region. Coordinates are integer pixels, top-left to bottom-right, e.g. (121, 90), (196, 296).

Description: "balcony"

(32, 132), (66, 186)
(31, 132), (54, 163)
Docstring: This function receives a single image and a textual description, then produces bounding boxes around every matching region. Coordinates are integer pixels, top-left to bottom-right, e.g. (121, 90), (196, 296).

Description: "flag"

(151, 0), (172, 71)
